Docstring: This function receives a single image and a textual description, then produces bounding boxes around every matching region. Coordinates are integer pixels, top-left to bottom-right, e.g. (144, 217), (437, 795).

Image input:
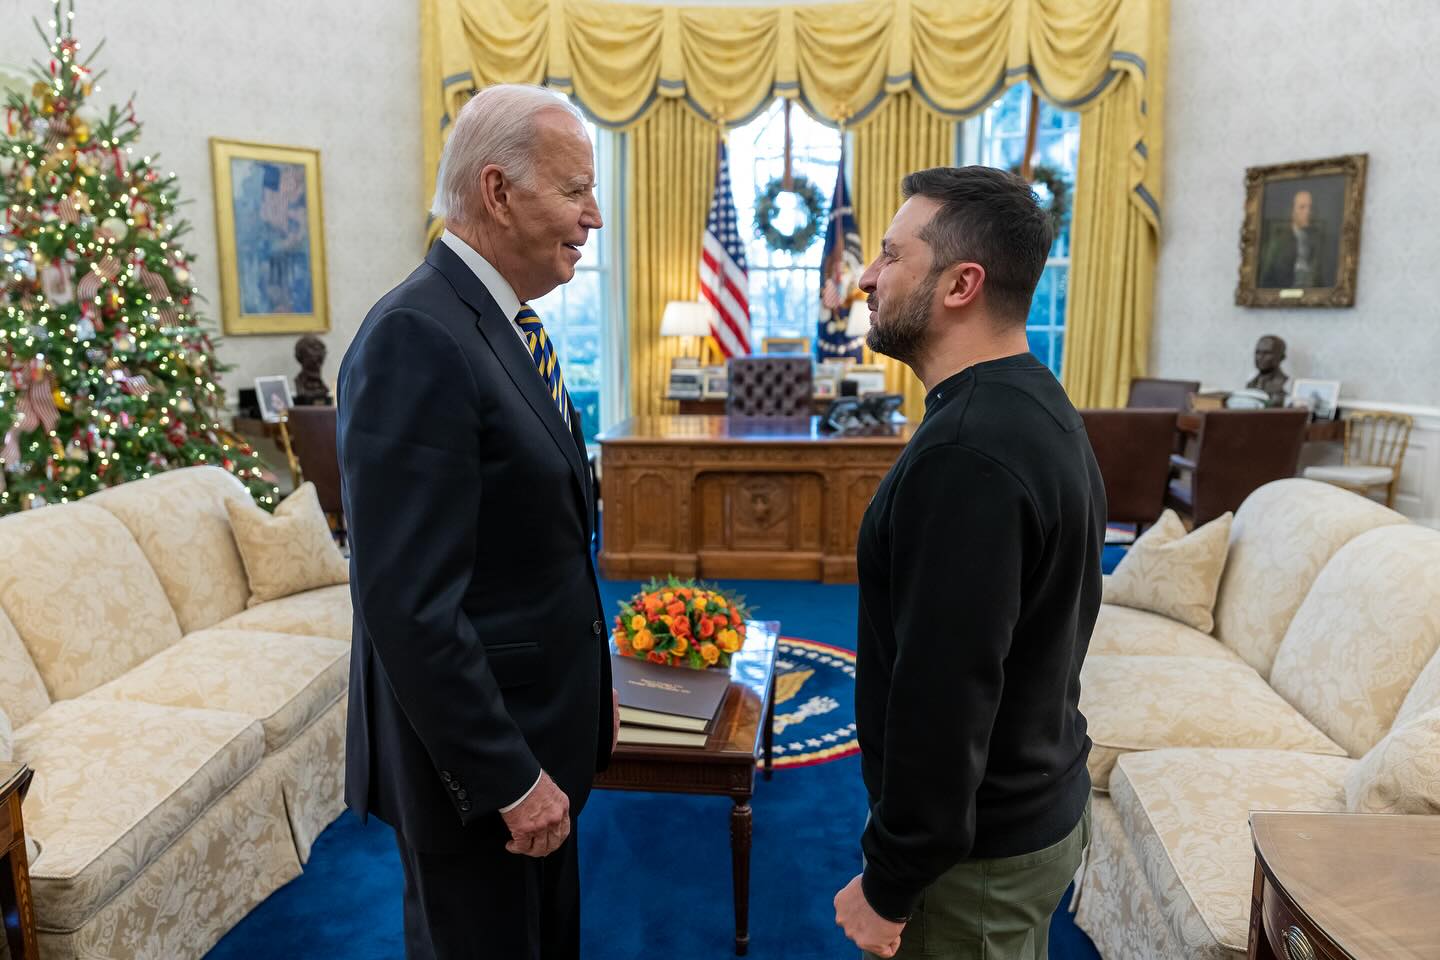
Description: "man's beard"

(865, 276), (935, 365)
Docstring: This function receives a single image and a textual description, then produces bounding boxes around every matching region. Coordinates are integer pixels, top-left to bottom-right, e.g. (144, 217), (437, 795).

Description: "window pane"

(1053, 264), (1069, 326)
(728, 100), (842, 345)
(532, 268), (604, 441)
(1027, 265), (1055, 328)
(1026, 328), (1052, 368)
(989, 84), (1030, 138)
(976, 82), (1078, 381)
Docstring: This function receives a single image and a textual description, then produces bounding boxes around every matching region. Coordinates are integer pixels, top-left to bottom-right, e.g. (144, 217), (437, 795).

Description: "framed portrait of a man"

(1236, 154), (1366, 307)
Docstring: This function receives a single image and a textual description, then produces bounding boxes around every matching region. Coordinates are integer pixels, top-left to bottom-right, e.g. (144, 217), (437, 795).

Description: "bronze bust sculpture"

(293, 334), (332, 406)
(1246, 334), (1289, 407)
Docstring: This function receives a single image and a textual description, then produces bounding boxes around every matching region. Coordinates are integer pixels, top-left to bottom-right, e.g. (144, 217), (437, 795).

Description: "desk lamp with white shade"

(660, 300), (715, 365)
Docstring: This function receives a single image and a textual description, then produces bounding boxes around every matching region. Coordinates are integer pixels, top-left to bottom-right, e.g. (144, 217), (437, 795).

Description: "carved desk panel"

(597, 416), (912, 583)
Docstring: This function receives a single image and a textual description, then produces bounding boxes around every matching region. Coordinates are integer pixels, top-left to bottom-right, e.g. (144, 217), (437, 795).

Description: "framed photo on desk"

(701, 365), (729, 400)
(761, 336), (810, 356)
(1289, 378), (1341, 420)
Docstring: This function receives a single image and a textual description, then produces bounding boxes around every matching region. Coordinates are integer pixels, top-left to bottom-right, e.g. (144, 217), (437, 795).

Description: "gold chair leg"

(276, 413), (303, 489)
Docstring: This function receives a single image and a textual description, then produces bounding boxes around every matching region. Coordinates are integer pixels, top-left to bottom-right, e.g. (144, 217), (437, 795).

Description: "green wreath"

(1011, 163), (1071, 237)
(754, 175), (826, 255)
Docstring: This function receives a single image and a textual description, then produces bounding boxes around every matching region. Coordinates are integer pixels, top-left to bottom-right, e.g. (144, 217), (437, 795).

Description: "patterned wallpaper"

(1152, 0), (1440, 408)
(0, 0), (426, 402)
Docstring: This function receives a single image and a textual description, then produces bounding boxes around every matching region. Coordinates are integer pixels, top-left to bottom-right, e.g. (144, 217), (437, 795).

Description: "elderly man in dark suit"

(338, 83), (615, 959)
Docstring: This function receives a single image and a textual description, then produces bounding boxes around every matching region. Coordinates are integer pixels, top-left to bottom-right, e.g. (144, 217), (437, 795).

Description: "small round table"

(1248, 811), (1440, 959)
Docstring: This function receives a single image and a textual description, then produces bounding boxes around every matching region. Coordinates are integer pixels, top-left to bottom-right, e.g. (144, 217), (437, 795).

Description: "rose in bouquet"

(612, 577), (750, 670)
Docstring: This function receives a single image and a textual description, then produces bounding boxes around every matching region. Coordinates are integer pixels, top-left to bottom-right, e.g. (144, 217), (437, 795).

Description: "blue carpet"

(208, 554), (1124, 959)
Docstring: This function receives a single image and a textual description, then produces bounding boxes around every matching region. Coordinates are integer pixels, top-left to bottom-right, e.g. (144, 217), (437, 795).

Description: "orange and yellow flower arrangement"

(612, 578), (750, 670)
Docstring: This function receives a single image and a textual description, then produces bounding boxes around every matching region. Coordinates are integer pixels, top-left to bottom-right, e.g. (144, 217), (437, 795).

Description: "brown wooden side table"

(1248, 811), (1440, 959)
(0, 762), (38, 960)
(595, 621), (779, 956)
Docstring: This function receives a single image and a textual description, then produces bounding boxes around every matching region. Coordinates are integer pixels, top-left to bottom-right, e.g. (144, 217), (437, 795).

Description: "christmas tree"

(0, 1), (276, 514)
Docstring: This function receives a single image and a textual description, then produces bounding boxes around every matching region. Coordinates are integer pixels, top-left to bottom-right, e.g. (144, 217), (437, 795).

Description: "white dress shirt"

(440, 230), (532, 351)
(439, 229), (542, 815)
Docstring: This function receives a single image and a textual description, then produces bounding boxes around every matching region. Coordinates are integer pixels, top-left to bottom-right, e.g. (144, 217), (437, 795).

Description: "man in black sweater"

(833, 166), (1105, 959)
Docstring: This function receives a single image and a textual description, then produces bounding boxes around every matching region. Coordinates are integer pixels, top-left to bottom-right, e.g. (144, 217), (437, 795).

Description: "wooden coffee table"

(1248, 811), (1440, 959)
(0, 762), (37, 960)
(595, 621), (779, 956)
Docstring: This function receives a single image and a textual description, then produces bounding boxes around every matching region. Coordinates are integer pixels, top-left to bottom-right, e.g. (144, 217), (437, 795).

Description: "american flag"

(818, 153), (866, 360)
(699, 141), (752, 358)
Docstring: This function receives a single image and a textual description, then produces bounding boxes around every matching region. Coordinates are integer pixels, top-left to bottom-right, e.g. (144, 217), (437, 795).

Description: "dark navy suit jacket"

(338, 240), (611, 852)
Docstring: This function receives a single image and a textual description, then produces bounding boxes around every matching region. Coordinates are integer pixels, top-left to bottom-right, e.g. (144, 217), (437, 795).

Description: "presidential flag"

(699, 141), (752, 358)
(817, 157), (865, 360)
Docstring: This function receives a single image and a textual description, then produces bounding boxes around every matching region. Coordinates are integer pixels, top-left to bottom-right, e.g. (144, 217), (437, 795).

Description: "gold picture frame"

(210, 138), (329, 334)
(761, 336), (811, 355)
(1235, 153), (1366, 308)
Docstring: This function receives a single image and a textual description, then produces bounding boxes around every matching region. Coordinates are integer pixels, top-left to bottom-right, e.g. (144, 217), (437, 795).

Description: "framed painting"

(210, 138), (329, 334)
(1236, 154), (1366, 308)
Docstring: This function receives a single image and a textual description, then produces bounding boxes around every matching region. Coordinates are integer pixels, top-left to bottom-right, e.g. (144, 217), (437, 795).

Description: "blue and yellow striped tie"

(515, 305), (570, 427)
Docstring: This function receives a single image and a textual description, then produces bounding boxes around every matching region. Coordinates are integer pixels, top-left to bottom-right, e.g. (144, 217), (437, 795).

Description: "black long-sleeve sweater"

(855, 352), (1105, 922)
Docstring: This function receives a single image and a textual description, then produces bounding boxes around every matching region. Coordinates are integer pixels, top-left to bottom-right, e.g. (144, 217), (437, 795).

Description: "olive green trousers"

(864, 801), (1091, 960)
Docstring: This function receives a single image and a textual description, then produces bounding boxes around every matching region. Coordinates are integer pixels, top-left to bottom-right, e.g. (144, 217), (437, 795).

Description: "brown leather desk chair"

(726, 355), (813, 418)
(1080, 409), (1178, 530)
(284, 405), (345, 543)
(1166, 408), (1309, 526)
(1127, 377), (1201, 410)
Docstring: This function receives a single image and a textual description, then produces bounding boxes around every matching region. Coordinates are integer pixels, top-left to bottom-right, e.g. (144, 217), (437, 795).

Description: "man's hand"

(834, 874), (905, 958)
(611, 687), (620, 755)
(500, 770), (570, 858)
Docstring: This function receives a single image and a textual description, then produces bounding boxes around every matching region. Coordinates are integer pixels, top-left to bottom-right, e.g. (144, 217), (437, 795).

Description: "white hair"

(430, 84), (585, 226)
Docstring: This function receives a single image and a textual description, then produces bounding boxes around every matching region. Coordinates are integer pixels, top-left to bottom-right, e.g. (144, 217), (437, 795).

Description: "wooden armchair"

(1127, 377), (1201, 410)
(1303, 410), (1414, 507)
(1166, 409), (1309, 526)
(279, 405), (345, 544)
(1080, 409), (1179, 531)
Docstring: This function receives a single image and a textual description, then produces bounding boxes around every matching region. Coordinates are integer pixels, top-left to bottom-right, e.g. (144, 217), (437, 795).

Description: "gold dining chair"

(1302, 410), (1414, 507)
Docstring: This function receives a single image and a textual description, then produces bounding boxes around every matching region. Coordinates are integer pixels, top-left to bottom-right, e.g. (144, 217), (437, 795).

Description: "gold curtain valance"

(422, 0), (1165, 224)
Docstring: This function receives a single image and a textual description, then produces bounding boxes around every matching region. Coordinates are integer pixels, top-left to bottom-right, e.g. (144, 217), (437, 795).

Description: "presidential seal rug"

(769, 637), (859, 769)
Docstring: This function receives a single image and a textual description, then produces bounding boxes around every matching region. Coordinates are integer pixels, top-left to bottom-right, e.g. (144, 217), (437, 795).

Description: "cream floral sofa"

(1070, 479), (1440, 958)
(0, 466), (352, 959)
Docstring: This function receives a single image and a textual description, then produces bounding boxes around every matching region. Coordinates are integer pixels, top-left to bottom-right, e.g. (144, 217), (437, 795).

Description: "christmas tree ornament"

(98, 216), (127, 241)
(40, 262), (75, 305)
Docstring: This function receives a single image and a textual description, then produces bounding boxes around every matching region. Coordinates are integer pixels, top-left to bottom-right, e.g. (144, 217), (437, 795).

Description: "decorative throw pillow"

(1345, 706), (1440, 815)
(1102, 509), (1233, 633)
(0, 704), (11, 762)
(225, 482), (349, 607)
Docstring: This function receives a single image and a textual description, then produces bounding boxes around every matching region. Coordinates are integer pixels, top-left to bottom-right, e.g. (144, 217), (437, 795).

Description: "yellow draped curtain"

(421, 0), (1168, 413)
(853, 92), (956, 421)
(626, 102), (718, 417)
